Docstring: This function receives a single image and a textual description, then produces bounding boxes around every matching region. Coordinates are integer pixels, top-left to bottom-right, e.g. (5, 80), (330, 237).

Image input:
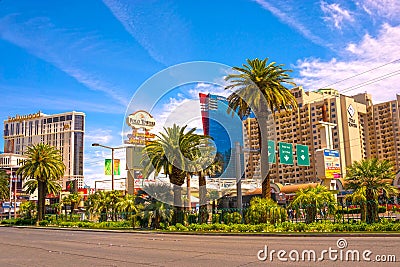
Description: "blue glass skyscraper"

(199, 93), (244, 178)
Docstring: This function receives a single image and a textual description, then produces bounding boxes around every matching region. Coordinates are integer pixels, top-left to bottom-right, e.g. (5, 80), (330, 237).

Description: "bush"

(39, 220), (49, 226)
(223, 212), (242, 224)
(187, 214), (197, 224)
(212, 214), (220, 224)
(245, 197), (286, 224)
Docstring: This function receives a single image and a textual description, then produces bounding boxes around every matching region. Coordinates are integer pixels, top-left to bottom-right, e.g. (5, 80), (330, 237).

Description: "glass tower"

(199, 93), (244, 178)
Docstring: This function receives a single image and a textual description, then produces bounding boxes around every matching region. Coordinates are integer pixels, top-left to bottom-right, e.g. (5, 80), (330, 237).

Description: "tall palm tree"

(0, 169), (10, 200)
(142, 124), (205, 223)
(290, 185), (335, 223)
(345, 158), (397, 224)
(225, 58), (297, 198)
(23, 179), (62, 197)
(17, 143), (65, 222)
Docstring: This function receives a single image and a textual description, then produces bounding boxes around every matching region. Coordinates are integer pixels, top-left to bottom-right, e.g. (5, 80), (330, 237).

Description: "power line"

(317, 58), (400, 89)
(340, 70), (400, 93)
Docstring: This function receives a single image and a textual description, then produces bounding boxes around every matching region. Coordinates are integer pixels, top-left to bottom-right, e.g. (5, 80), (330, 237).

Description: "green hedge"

(166, 220), (400, 233)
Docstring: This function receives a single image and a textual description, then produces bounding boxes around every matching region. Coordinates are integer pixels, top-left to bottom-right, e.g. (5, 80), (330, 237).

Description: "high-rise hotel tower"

(3, 111), (85, 189)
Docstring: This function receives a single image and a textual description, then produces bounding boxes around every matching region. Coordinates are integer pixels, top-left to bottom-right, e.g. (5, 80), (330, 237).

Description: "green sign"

(105, 159), (121, 175)
(296, 144), (310, 166)
(268, 140), (276, 163)
(279, 142), (293, 165)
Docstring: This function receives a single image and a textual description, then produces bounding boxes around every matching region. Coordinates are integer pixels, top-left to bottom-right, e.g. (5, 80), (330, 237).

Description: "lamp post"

(92, 143), (130, 191)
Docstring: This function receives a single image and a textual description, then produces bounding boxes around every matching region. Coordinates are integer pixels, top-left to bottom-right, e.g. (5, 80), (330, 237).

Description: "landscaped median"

(2, 218), (400, 233)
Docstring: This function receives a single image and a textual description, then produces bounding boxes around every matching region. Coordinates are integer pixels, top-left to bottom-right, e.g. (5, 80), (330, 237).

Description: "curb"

(7, 225), (400, 237)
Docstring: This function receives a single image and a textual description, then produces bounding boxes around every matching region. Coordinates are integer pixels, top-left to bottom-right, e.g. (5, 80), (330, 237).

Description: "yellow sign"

(7, 111), (41, 122)
(324, 149), (341, 179)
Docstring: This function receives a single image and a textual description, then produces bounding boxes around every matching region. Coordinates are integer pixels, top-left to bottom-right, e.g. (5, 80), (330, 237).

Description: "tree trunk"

(198, 173), (208, 224)
(173, 185), (183, 224)
(186, 173), (191, 210)
(258, 111), (270, 198)
(37, 180), (46, 223)
(366, 189), (377, 224)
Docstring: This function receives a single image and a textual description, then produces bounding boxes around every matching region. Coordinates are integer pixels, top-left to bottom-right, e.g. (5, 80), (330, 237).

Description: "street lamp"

(92, 143), (127, 191)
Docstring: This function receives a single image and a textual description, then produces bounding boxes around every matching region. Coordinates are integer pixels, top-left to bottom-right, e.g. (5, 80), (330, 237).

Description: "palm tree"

(62, 193), (81, 220)
(346, 187), (367, 222)
(290, 185), (335, 223)
(193, 149), (223, 224)
(0, 169), (10, 200)
(23, 179), (61, 197)
(225, 58), (297, 198)
(142, 124), (205, 223)
(17, 143), (65, 223)
(345, 158), (397, 224)
(140, 200), (173, 229)
(116, 194), (138, 226)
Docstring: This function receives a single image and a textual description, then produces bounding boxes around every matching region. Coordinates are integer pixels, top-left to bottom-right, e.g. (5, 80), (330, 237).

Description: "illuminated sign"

(126, 110), (155, 130)
(7, 111), (41, 122)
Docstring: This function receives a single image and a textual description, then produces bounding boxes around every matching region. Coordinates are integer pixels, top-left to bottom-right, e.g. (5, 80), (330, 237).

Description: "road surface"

(0, 227), (399, 266)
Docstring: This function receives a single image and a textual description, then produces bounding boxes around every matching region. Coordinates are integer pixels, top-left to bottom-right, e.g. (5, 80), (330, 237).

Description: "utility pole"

(235, 142), (242, 217)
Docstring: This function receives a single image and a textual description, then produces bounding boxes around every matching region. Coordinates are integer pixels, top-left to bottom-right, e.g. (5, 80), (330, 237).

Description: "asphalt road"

(0, 227), (399, 267)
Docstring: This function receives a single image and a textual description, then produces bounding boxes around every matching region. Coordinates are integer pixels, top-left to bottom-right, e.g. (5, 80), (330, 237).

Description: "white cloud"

(320, 1), (354, 29)
(85, 129), (114, 144)
(362, 0), (400, 22)
(295, 23), (400, 103)
(254, 0), (331, 48)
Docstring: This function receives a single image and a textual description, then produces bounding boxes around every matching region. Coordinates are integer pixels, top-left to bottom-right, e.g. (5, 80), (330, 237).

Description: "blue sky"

(1, 0), (399, 187)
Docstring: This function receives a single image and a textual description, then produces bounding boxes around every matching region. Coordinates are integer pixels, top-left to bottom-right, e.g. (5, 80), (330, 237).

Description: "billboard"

(105, 159), (120, 175)
(323, 149), (341, 179)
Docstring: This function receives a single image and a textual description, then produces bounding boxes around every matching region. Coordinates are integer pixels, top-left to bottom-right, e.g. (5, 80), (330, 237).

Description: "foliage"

(165, 221), (400, 233)
(142, 124), (211, 223)
(17, 143), (65, 223)
(290, 185), (335, 223)
(139, 200), (173, 229)
(86, 190), (124, 222)
(18, 201), (36, 219)
(245, 197), (287, 224)
(212, 213), (220, 224)
(0, 169), (10, 200)
(223, 211), (242, 224)
(62, 193), (81, 220)
(345, 158), (397, 224)
(225, 58), (297, 198)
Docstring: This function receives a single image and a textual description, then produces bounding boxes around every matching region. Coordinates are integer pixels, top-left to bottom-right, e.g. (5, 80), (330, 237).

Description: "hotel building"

(199, 93), (244, 178)
(242, 87), (400, 185)
(3, 111), (85, 189)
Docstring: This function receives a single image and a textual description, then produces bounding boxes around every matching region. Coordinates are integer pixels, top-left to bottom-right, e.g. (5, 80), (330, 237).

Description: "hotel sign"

(126, 110), (155, 130)
(7, 111), (41, 122)
(347, 104), (357, 128)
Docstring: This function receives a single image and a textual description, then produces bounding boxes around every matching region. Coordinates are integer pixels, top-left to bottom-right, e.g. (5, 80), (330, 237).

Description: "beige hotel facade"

(3, 111), (85, 189)
(243, 87), (400, 185)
